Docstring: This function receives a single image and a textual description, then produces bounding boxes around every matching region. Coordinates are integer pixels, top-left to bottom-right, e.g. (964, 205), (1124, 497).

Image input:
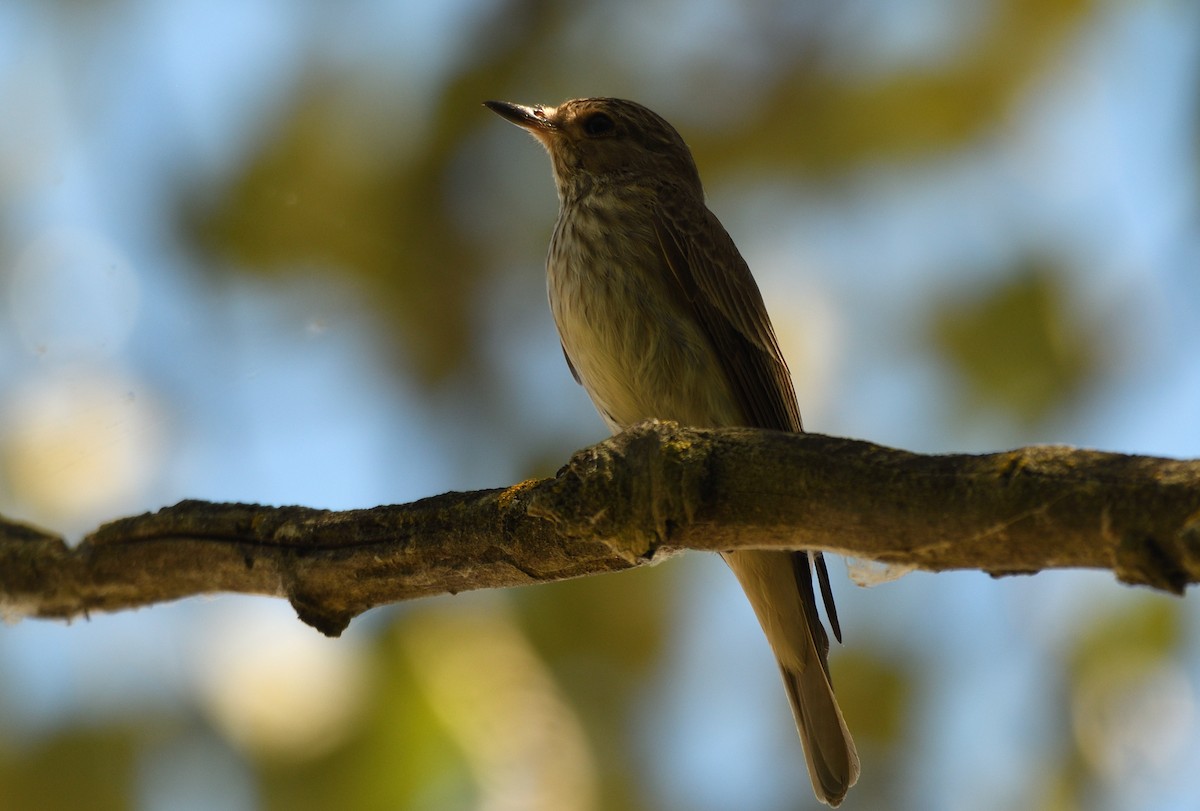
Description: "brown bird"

(485, 97), (859, 806)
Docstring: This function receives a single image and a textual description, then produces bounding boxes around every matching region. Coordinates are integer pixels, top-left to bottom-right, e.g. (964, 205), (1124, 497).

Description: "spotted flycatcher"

(486, 97), (859, 806)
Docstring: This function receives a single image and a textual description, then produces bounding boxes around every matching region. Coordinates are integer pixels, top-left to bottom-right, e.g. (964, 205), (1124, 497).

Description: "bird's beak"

(484, 100), (556, 142)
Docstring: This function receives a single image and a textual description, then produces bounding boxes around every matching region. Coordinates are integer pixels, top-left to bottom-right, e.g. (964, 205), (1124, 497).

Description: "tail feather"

(781, 658), (859, 806)
(724, 549), (859, 806)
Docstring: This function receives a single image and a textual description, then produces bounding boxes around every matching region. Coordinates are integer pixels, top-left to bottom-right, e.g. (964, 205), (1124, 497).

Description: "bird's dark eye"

(582, 112), (616, 137)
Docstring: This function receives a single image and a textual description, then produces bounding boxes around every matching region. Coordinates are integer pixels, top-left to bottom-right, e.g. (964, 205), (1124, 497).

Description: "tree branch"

(3, 421), (1197, 636)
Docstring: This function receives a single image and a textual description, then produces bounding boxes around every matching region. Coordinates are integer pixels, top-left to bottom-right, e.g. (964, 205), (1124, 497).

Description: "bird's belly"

(548, 254), (740, 433)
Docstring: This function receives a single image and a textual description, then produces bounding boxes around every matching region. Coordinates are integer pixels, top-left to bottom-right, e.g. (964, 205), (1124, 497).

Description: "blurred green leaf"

(929, 261), (1101, 424)
(1054, 597), (1186, 806)
(834, 648), (913, 747)
(1067, 597), (1182, 681)
(0, 726), (139, 811)
(513, 565), (673, 810)
(270, 619), (470, 811)
(691, 0), (1096, 175)
(183, 80), (483, 385)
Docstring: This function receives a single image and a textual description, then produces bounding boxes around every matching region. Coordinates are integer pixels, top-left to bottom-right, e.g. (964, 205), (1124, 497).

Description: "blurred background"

(1, 0), (1198, 809)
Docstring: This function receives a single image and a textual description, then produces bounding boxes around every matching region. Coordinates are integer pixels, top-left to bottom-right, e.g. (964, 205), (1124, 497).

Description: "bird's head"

(485, 97), (703, 200)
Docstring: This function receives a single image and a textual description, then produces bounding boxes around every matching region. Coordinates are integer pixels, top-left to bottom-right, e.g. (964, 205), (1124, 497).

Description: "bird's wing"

(561, 342), (582, 384)
(653, 198), (842, 643)
(651, 199), (802, 434)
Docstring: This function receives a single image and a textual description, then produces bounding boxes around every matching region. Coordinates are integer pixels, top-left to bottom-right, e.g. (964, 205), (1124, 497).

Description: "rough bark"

(2, 421), (1196, 636)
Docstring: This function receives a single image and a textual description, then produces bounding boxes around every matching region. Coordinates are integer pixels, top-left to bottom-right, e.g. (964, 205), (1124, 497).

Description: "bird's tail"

(723, 549), (859, 806)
